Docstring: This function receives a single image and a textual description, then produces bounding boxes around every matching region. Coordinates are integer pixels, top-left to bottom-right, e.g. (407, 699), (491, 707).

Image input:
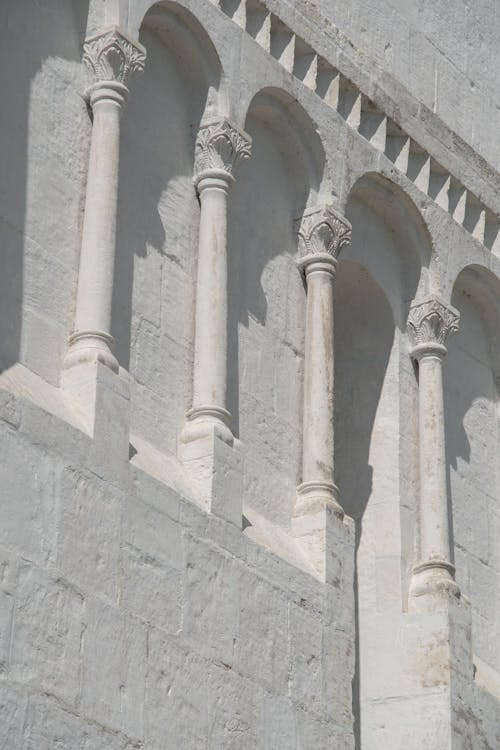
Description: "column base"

(409, 559), (461, 609)
(64, 330), (119, 374)
(292, 481), (351, 585)
(178, 415), (242, 527)
(180, 405), (234, 446)
(61, 360), (130, 482)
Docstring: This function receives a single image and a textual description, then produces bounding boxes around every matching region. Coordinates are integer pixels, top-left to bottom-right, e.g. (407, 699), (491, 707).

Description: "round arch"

(242, 86), (326, 205)
(226, 86), (325, 528)
(344, 171), (433, 325)
(444, 262), (500, 675)
(451, 263), (500, 377)
(138, 1), (228, 119)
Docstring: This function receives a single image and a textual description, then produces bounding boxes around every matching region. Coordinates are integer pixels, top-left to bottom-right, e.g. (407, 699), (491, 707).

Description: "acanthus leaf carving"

(407, 296), (460, 348)
(83, 27), (146, 87)
(298, 206), (352, 260)
(194, 120), (252, 177)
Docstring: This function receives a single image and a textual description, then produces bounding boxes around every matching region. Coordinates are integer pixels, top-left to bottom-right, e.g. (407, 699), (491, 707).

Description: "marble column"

(181, 119), (251, 445)
(64, 27), (146, 372)
(293, 206), (352, 581)
(179, 119), (251, 526)
(408, 295), (460, 599)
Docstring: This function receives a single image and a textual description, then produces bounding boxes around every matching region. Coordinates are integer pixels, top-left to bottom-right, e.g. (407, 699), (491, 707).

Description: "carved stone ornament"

(407, 295), (460, 348)
(83, 27), (146, 86)
(298, 205), (352, 260)
(194, 120), (252, 176)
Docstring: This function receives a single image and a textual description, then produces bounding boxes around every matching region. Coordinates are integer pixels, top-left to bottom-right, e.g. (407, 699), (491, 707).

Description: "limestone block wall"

(0, 402), (354, 748)
(1, 0), (500, 747)
(314, 0), (500, 175)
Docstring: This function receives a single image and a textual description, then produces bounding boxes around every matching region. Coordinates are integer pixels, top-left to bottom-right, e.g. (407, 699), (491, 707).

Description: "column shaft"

(408, 296), (460, 599)
(178, 120), (250, 525)
(295, 206), (351, 517)
(181, 120), (251, 448)
(191, 174), (230, 417)
(292, 206), (351, 584)
(72, 86), (124, 368)
(65, 28), (145, 372)
(417, 352), (449, 563)
(301, 257), (335, 490)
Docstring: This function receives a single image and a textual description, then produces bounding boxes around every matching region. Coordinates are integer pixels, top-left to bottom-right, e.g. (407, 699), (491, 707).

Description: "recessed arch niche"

(228, 87), (325, 528)
(335, 172), (431, 747)
(444, 264), (500, 675)
(111, 1), (224, 455)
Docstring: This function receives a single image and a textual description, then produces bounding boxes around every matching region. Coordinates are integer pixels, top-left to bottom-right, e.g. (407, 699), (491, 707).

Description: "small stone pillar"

(179, 119), (251, 525)
(65, 27), (146, 372)
(292, 206), (352, 583)
(407, 295), (460, 602)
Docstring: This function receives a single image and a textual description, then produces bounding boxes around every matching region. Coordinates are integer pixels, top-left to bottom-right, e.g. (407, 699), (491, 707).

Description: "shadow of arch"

(334, 259), (395, 750)
(112, 0), (223, 380)
(445, 265), (500, 674)
(227, 87), (324, 525)
(0, 0), (89, 376)
(111, 0), (226, 457)
(138, 1), (228, 116)
(340, 172), (431, 749)
(346, 172), (432, 320)
(240, 87), (325, 203)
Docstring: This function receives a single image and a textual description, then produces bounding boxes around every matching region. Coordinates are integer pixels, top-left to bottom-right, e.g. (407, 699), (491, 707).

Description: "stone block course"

(81, 597), (148, 738)
(10, 565), (84, 708)
(1, 0), (500, 747)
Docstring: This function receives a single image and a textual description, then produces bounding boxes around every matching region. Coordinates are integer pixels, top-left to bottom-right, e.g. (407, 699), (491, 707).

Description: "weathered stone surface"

(21, 693), (132, 750)
(10, 565), (83, 707)
(81, 597), (147, 738)
(57, 468), (121, 601)
(146, 629), (208, 749)
(1, 0), (500, 748)
(182, 533), (238, 667)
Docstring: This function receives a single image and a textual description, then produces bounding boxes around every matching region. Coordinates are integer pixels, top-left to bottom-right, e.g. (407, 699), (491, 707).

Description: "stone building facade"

(1, 0), (500, 747)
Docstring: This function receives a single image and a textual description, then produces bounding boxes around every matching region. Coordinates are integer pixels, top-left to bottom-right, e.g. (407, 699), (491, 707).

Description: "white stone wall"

(313, 0), (500, 174)
(0, 403), (354, 748)
(1, 0), (500, 747)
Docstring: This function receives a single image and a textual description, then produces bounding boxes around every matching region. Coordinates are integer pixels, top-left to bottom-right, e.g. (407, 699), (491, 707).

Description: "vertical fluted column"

(182, 119), (251, 446)
(293, 206), (352, 580)
(408, 296), (460, 599)
(64, 28), (145, 372)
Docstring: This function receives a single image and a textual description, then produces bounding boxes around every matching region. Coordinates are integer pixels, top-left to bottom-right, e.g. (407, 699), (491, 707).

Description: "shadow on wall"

(227, 88), (322, 442)
(112, 1), (221, 376)
(337, 173), (431, 749)
(0, 0), (88, 374)
(444, 265), (500, 674)
(334, 260), (395, 524)
(334, 259), (395, 750)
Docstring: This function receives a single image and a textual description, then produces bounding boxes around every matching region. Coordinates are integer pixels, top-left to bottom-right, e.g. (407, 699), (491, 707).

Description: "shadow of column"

(0, 0), (88, 375)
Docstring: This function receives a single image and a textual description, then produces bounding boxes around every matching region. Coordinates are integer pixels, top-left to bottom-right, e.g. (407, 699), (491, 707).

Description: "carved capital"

(83, 27), (146, 87)
(194, 119), (252, 179)
(298, 205), (351, 262)
(408, 296), (460, 355)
